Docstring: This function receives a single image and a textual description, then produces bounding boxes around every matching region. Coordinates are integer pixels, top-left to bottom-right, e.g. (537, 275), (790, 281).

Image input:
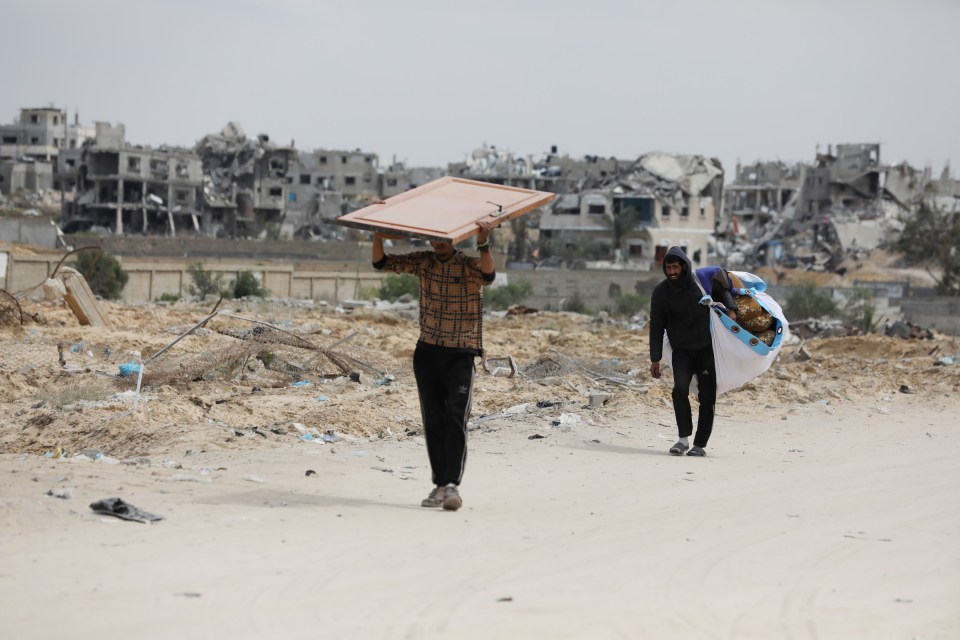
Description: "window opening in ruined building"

(2, 136), (16, 143)
(365, 156), (373, 163)
(341, 156), (348, 164)
(300, 174), (311, 185)
(175, 189), (188, 203)
(127, 157), (141, 171)
(609, 283), (622, 298)
(662, 205), (671, 217)
(176, 164), (188, 178)
(700, 202), (706, 216)
(66, 159), (75, 167)
(345, 176), (356, 186)
(269, 187), (282, 196)
(616, 197), (654, 223)
(30, 137), (39, 144)
(30, 115), (39, 124)
(628, 243), (643, 257)
(70, 139), (77, 149)
(319, 156), (327, 164)
(681, 206), (689, 217)
(588, 203), (604, 214)
(386, 178), (398, 187)
(53, 116), (59, 125)
(53, 138), (60, 148)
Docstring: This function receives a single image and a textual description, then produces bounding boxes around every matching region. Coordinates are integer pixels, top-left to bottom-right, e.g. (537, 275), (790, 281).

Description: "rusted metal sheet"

(333, 177), (555, 243)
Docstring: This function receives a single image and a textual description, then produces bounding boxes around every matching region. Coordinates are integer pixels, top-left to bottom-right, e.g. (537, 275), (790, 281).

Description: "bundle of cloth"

(664, 266), (789, 395)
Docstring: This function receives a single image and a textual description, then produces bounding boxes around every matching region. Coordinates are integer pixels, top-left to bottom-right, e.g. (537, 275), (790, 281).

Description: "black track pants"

(413, 345), (476, 486)
(670, 346), (717, 447)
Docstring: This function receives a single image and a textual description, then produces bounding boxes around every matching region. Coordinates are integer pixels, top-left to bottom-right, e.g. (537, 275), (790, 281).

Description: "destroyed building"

(283, 148), (384, 238)
(538, 152), (724, 269)
(719, 143), (956, 270)
(0, 107), (93, 198)
(61, 122), (204, 235)
(448, 144), (634, 262)
(379, 162), (446, 199)
(194, 123), (297, 238)
(724, 161), (804, 236)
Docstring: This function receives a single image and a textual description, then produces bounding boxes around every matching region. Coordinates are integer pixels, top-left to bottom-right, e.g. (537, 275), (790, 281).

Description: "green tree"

(886, 202), (960, 295)
(73, 250), (128, 299)
(485, 280), (533, 310)
(187, 263), (225, 298)
(378, 273), (419, 301)
(783, 282), (838, 320)
(231, 271), (267, 298)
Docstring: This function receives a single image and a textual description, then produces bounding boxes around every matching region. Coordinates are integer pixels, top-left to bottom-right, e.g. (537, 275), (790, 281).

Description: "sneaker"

(669, 441), (689, 455)
(442, 486), (462, 511)
(421, 486), (444, 508)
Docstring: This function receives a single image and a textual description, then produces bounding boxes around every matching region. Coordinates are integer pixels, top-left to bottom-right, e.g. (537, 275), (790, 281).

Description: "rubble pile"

(194, 122), (272, 209)
(609, 152), (724, 212)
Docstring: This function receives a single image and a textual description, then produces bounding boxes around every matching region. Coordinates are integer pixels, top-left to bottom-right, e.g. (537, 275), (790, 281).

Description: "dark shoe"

(421, 486), (444, 508)
(687, 445), (706, 457)
(442, 486), (462, 511)
(669, 441), (689, 455)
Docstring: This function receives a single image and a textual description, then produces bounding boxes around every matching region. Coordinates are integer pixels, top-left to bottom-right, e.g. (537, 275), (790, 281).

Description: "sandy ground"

(1, 295), (959, 639)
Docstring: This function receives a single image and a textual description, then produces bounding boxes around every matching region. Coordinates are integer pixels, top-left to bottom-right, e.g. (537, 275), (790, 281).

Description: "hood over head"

(662, 246), (693, 279)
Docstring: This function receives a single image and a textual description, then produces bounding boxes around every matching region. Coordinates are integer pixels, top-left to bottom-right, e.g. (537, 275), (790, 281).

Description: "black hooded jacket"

(648, 246), (711, 362)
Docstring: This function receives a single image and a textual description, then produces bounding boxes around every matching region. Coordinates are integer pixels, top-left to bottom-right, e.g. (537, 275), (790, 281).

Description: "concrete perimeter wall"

(3, 247), (958, 333)
(2, 250), (661, 311)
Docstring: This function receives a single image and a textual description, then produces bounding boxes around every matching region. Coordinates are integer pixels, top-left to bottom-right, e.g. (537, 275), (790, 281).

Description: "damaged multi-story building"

(0, 107), (93, 198)
(284, 148), (380, 238)
(447, 143), (636, 262)
(61, 122), (203, 235)
(194, 123), (297, 238)
(723, 161), (804, 236)
(537, 152), (724, 269)
(720, 143), (957, 270)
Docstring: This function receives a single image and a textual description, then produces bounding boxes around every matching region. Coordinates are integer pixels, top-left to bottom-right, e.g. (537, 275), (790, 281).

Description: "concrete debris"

(58, 267), (111, 328)
(883, 319), (935, 340)
(717, 144), (959, 273)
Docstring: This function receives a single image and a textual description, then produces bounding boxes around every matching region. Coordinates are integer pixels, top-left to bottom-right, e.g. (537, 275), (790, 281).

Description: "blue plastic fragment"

(118, 362), (142, 377)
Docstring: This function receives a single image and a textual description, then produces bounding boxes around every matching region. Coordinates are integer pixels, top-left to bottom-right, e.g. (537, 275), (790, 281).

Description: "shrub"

(378, 273), (419, 301)
(73, 250), (128, 299)
(841, 288), (879, 334)
(613, 293), (649, 318)
(784, 282), (838, 320)
(485, 280), (533, 310)
(158, 292), (180, 302)
(563, 292), (594, 315)
(231, 271), (267, 298)
(187, 263), (225, 298)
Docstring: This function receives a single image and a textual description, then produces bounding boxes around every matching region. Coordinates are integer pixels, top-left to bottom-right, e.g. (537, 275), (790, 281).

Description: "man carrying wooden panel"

(372, 220), (498, 511)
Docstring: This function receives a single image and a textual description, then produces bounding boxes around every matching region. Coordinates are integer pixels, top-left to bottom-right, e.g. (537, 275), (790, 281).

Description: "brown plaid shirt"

(376, 250), (493, 354)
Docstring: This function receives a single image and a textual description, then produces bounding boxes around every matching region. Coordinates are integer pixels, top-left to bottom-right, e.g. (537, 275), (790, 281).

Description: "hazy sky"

(4, 0), (958, 178)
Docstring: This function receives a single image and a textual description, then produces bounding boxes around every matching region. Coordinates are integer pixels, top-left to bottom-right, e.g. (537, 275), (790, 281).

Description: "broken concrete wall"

(0, 160), (53, 195)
